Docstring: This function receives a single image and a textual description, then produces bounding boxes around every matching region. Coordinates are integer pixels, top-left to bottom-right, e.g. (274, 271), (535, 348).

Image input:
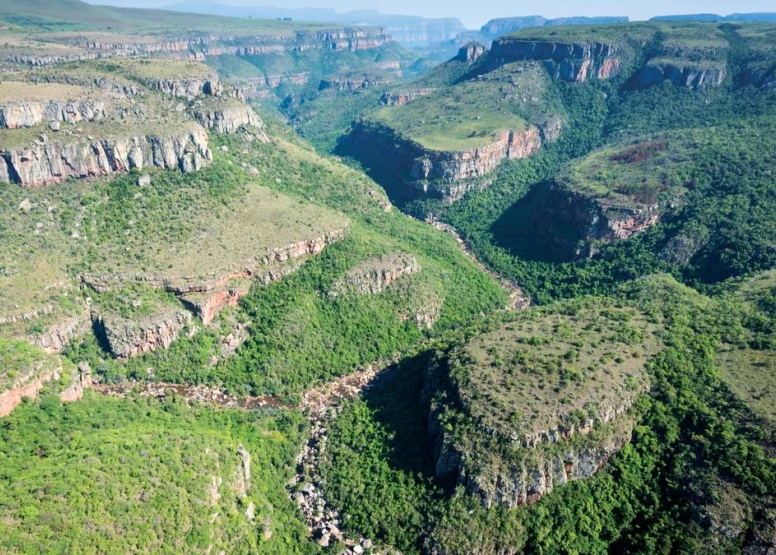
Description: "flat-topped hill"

(426, 299), (662, 507)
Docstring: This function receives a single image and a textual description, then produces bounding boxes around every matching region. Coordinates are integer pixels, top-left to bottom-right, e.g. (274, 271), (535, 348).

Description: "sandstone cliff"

(0, 342), (91, 417)
(93, 306), (192, 359)
(6, 28), (391, 69)
(635, 60), (727, 89)
(536, 183), (663, 258)
(0, 124), (212, 187)
(487, 38), (624, 82)
(349, 121), (542, 202)
(193, 102), (267, 136)
(0, 99), (106, 129)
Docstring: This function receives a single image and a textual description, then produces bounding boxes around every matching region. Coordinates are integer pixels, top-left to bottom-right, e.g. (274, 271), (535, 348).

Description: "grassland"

(557, 133), (695, 207)
(0, 161), (346, 334)
(455, 301), (661, 437)
(717, 348), (776, 424)
(367, 62), (558, 152)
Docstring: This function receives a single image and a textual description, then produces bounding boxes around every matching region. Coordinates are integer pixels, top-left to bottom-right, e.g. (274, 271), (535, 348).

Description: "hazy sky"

(87, 0), (776, 28)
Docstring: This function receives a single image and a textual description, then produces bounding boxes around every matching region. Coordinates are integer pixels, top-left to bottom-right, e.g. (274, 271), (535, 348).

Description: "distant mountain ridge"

(162, 0), (466, 47)
(651, 12), (776, 22)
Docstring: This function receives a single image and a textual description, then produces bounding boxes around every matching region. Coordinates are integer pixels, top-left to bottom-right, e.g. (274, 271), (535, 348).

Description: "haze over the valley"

(83, 0), (776, 27)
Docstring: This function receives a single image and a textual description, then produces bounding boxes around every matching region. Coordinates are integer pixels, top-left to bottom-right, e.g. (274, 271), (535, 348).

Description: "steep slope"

(345, 46), (564, 202)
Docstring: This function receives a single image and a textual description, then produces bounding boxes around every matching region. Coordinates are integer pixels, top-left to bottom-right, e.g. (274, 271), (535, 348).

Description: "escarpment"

(535, 183), (663, 258)
(0, 99), (106, 129)
(4, 28), (391, 70)
(424, 304), (661, 507)
(524, 137), (691, 259)
(488, 38), (625, 82)
(636, 60), (727, 89)
(83, 228), (348, 354)
(349, 121), (542, 202)
(0, 125), (212, 187)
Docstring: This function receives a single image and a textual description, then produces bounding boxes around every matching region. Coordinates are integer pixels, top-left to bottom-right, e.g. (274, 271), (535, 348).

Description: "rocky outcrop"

(193, 104), (266, 136)
(426, 369), (643, 508)
(29, 310), (92, 353)
(380, 88), (436, 106)
(488, 38), (624, 82)
(58, 361), (93, 403)
(456, 42), (486, 64)
(83, 229), (346, 333)
(0, 125), (212, 187)
(0, 100), (106, 129)
(636, 61), (727, 89)
(0, 357), (90, 417)
(349, 121), (542, 202)
(146, 78), (240, 99)
(457, 433), (632, 508)
(318, 76), (390, 92)
(182, 280), (253, 327)
(93, 307), (192, 359)
(537, 184), (662, 258)
(330, 254), (420, 297)
(407, 128), (542, 201)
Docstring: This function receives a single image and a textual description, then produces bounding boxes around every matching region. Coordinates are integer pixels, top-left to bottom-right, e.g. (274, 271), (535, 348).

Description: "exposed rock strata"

(636, 61), (727, 89)
(380, 88), (436, 106)
(0, 357), (91, 417)
(0, 125), (212, 187)
(350, 121), (541, 202)
(0, 100), (106, 129)
(29, 310), (92, 353)
(426, 366), (644, 508)
(94, 307), (192, 359)
(488, 38), (624, 82)
(537, 184), (662, 258)
(330, 254), (420, 297)
(192, 104), (266, 136)
(6, 28), (391, 69)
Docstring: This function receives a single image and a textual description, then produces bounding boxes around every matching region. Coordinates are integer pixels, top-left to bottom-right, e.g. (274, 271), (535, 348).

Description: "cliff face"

(0, 354), (91, 418)
(636, 61), (727, 89)
(30, 310), (92, 353)
(85, 229), (346, 338)
(193, 104), (266, 136)
(330, 254), (420, 297)
(488, 38), (624, 82)
(6, 28), (391, 69)
(538, 183), (662, 258)
(350, 121), (542, 202)
(424, 304), (659, 508)
(380, 88), (436, 106)
(0, 125), (212, 187)
(94, 308), (192, 359)
(0, 100), (106, 129)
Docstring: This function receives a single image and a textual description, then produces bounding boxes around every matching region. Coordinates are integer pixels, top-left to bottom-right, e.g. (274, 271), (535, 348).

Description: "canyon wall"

(0, 125), (212, 187)
(349, 121), (541, 202)
(487, 39), (624, 82)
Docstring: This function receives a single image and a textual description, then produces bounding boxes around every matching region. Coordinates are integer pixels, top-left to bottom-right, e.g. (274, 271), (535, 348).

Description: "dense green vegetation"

(322, 275), (776, 554)
(3, 14), (776, 555)
(0, 391), (314, 554)
(63, 125), (506, 396)
(403, 77), (776, 303)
